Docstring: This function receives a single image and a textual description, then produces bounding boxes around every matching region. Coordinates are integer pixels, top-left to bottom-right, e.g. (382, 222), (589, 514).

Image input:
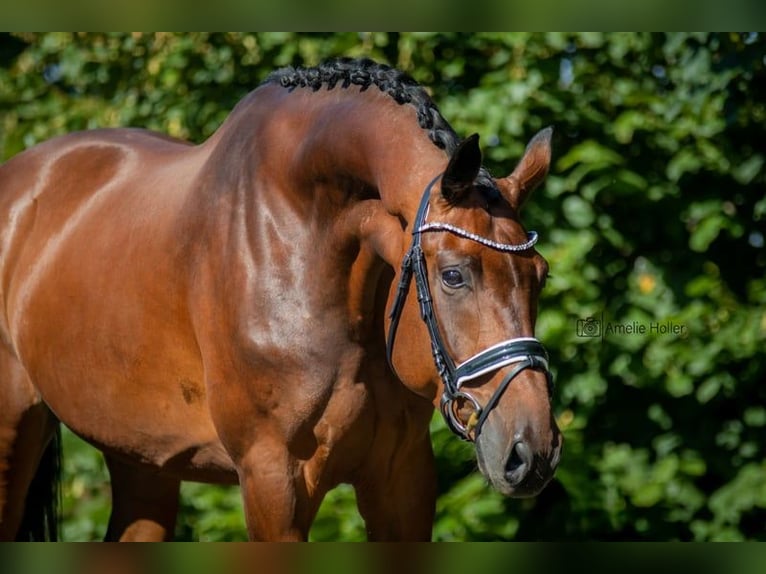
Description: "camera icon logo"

(577, 317), (602, 338)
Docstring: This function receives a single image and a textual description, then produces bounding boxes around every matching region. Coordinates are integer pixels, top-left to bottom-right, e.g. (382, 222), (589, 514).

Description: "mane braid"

(263, 58), (496, 191)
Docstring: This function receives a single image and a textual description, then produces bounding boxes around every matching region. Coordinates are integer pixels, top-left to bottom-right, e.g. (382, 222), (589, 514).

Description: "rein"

(386, 175), (554, 441)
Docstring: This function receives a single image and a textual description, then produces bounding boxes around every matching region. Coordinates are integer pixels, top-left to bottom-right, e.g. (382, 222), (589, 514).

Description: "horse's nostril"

(506, 443), (524, 473)
(504, 440), (532, 486)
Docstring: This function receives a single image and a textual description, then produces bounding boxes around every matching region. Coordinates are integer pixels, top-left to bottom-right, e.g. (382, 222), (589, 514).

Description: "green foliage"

(3, 33), (764, 541)
(59, 429), (110, 541)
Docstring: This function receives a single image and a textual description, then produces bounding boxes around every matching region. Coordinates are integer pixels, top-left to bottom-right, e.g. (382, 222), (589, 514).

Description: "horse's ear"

(501, 127), (552, 210)
(441, 133), (482, 204)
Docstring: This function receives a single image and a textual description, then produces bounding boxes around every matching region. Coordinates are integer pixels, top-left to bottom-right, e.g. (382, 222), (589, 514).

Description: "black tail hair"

(16, 425), (62, 541)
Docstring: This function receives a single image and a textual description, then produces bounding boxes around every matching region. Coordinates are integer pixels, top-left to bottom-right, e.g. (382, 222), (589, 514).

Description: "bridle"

(386, 174), (554, 442)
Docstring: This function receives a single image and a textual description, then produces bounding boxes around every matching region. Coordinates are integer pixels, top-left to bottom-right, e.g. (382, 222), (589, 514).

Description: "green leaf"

(556, 139), (625, 171)
(667, 148), (702, 181)
(689, 214), (726, 252)
(732, 154), (764, 184)
(562, 194), (596, 228)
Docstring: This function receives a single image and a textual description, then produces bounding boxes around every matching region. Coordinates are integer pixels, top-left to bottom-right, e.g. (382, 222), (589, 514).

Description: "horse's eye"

(441, 268), (465, 288)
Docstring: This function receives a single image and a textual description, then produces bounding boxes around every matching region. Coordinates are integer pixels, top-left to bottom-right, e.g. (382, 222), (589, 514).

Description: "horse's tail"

(16, 425), (62, 541)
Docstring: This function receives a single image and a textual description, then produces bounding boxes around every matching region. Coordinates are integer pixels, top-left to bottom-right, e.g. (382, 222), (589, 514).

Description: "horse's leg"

(0, 347), (59, 541)
(104, 455), (180, 541)
(354, 431), (438, 541)
(237, 440), (312, 541)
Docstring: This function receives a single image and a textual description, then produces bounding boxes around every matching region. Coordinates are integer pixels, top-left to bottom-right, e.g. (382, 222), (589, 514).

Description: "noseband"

(386, 175), (554, 441)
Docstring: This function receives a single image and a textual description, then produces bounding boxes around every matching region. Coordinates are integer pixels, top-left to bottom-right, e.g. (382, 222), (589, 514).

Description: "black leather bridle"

(386, 175), (554, 441)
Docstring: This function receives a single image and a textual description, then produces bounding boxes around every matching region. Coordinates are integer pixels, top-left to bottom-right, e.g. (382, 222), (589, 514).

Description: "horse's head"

(387, 128), (562, 497)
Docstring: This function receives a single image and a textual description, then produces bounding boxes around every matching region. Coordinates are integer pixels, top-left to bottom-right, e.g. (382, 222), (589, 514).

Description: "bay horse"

(0, 58), (561, 541)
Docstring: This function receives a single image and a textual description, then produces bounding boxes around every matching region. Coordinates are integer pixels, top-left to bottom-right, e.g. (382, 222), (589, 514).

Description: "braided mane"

(263, 58), (496, 191)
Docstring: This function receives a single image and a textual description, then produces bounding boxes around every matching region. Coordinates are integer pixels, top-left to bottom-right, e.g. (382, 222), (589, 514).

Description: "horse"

(0, 57), (562, 541)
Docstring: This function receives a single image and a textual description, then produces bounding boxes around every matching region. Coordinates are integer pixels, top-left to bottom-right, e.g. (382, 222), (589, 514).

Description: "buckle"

(440, 391), (483, 442)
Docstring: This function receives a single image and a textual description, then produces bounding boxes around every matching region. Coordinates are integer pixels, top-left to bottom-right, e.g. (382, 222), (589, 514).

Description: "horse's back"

(0, 127), (194, 217)
(0, 128), (195, 343)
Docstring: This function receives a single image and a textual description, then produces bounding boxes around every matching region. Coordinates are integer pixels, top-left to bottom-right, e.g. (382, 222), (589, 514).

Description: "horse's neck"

(207, 85), (448, 224)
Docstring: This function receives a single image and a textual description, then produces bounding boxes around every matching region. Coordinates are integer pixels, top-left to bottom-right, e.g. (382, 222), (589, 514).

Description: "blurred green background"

(1, 32), (764, 541)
